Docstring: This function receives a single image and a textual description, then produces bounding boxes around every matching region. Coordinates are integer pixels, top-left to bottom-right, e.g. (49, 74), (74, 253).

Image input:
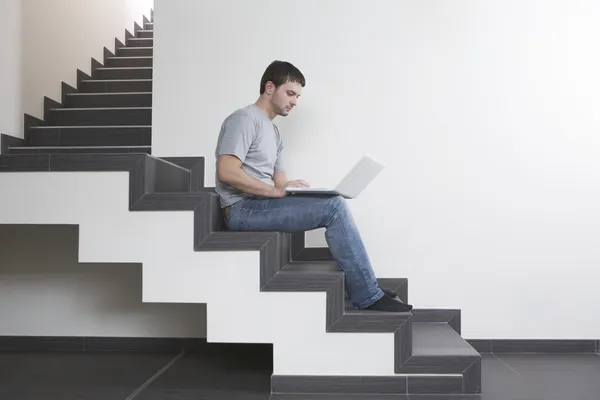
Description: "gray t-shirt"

(214, 104), (284, 208)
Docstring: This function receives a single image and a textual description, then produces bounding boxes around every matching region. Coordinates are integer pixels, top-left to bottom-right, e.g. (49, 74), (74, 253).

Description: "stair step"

(47, 107), (151, 126)
(396, 323), (480, 374)
(28, 126), (151, 147)
(294, 246), (333, 262)
(267, 261), (344, 291)
(117, 46), (153, 57)
(65, 92), (152, 108)
(8, 145), (151, 155)
(262, 261), (411, 333)
(126, 37), (153, 47)
(0, 153), (189, 197)
(136, 30), (153, 38)
(131, 192), (214, 211)
(105, 56), (153, 68)
(413, 323), (477, 357)
(281, 261), (408, 301)
(79, 79), (152, 93)
(282, 260), (339, 272)
(198, 231), (279, 251)
(336, 304), (412, 332)
(145, 22), (154, 29)
(93, 67), (152, 80)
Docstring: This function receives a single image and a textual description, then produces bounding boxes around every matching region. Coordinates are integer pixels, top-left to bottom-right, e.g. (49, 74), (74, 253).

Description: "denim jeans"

(225, 195), (385, 309)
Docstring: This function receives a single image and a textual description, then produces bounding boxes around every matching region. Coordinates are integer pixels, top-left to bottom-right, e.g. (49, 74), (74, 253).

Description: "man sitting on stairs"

(214, 60), (412, 313)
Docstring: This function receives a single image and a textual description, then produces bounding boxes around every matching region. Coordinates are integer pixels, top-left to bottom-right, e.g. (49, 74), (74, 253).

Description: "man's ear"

(265, 81), (275, 94)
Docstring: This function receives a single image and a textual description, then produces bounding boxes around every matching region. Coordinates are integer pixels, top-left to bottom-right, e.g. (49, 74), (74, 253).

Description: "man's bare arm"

(217, 155), (285, 198)
(274, 171), (289, 189)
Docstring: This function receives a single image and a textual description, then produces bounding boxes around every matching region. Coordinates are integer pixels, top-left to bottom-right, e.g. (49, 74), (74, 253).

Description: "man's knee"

(329, 195), (344, 206)
(328, 195), (349, 214)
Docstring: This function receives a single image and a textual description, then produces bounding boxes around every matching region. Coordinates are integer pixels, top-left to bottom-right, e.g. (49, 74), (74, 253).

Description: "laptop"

(285, 154), (385, 199)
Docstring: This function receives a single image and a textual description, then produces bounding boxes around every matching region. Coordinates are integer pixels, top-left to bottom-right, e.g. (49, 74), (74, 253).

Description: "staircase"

(0, 11), (482, 398)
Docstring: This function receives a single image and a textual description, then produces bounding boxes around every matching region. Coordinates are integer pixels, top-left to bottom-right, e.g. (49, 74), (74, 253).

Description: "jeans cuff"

(355, 287), (385, 309)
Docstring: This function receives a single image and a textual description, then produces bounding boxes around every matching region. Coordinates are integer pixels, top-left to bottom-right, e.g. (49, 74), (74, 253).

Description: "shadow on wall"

(0, 224), (207, 338)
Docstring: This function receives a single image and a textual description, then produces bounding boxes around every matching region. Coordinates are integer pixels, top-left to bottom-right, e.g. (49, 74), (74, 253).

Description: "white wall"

(0, 0), (22, 137)
(21, 0), (154, 119)
(152, 0), (600, 339)
(0, 224), (205, 337)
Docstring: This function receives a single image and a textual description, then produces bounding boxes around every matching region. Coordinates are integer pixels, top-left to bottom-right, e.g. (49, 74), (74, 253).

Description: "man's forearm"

(273, 171), (289, 189)
(274, 180), (288, 189)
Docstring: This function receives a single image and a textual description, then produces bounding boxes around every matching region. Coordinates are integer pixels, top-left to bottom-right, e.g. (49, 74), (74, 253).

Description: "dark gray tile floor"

(0, 350), (598, 400)
(0, 352), (175, 400)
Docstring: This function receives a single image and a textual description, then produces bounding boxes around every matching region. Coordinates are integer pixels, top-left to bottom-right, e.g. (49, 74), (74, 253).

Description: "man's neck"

(254, 98), (277, 120)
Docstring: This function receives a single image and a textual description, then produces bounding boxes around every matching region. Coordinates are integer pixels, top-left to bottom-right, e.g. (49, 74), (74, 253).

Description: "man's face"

(269, 81), (302, 117)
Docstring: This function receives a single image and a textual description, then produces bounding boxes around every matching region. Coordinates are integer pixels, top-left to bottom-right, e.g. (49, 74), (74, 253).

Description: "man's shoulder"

(225, 104), (262, 124)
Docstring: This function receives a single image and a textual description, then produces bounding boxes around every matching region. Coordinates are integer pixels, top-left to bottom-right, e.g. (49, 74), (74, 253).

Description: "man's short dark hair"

(260, 60), (306, 94)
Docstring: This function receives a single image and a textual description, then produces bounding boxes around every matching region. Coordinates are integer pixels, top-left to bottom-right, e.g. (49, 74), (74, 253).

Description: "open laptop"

(285, 154), (385, 199)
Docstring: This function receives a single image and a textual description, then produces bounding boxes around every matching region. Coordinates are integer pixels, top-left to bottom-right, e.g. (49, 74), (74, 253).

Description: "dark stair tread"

(119, 46), (153, 50)
(199, 231), (279, 250)
(136, 192), (212, 200)
(104, 58), (153, 68)
(132, 192), (214, 211)
(149, 157), (191, 172)
(282, 262), (408, 296)
(81, 79), (152, 82)
(341, 297), (410, 315)
(283, 261), (407, 291)
(106, 56), (153, 60)
(51, 107), (151, 111)
(66, 92), (152, 95)
(47, 107), (152, 126)
(64, 93), (152, 107)
(30, 125), (151, 129)
(0, 153), (186, 178)
(282, 260), (340, 272)
(94, 67), (152, 71)
(78, 79), (153, 93)
(412, 323), (479, 358)
(10, 145), (150, 149)
(344, 306), (412, 318)
(8, 146), (151, 155)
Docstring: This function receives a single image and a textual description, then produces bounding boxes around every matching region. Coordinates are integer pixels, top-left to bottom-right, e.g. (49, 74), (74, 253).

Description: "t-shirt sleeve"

(274, 128), (285, 173)
(216, 113), (256, 163)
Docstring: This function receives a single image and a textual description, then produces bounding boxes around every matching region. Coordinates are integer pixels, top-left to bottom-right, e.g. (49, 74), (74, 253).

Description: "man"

(214, 60), (412, 312)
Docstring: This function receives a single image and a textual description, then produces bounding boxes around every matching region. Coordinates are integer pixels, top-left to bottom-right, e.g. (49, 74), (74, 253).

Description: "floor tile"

(476, 354), (528, 398)
(409, 395), (493, 400)
(494, 354), (600, 373)
(138, 389), (270, 400)
(0, 351), (177, 400)
(271, 395), (409, 400)
(135, 349), (273, 400)
(487, 354), (600, 400)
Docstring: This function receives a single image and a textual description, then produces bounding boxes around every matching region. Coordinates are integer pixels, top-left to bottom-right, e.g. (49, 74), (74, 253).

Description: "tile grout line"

(492, 353), (522, 377)
(123, 349), (185, 400)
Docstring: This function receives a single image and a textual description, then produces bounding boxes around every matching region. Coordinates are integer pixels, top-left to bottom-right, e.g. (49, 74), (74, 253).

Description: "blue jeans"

(225, 195), (385, 309)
